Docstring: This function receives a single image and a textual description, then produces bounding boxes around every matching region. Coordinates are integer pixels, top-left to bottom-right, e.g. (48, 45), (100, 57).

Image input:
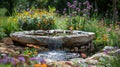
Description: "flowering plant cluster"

(0, 53), (46, 67)
(17, 9), (56, 30)
(60, 0), (93, 30)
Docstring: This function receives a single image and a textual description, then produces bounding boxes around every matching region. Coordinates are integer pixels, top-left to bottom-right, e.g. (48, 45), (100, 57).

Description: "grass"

(0, 8), (7, 16)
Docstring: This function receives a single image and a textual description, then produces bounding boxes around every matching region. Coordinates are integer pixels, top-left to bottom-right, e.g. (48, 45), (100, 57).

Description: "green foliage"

(98, 56), (120, 67)
(83, 18), (120, 47)
(0, 17), (20, 36)
(0, 8), (7, 16)
(23, 47), (38, 57)
(0, 27), (6, 40)
(17, 9), (57, 30)
(66, 16), (85, 30)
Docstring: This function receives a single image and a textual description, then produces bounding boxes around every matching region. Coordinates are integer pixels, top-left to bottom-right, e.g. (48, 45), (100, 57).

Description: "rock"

(74, 47), (79, 52)
(106, 49), (120, 57)
(1, 37), (14, 45)
(10, 30), (95, 48)
(85, 59), (98, 65)
(70, 58), (86, 63)
(102, 46), (117, 51)
(0, 47), (16, 54)
(47, 61), (73, 67)
(86, 53), (111, 60)
(0, 43), (6, 47)
(80, 53), (87, 59)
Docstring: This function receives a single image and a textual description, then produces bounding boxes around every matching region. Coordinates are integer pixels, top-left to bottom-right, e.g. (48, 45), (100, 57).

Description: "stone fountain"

(10, 30), (95, 61)
(10, 29), (95, 49)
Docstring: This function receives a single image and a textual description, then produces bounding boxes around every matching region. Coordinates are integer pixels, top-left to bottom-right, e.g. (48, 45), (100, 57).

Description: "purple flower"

(76, 8), (80, 12)
(73, 0), (77, 4)
(71, 4), (76, 8)
(83, 1), (89, 5)
(18, 56), (25, 62)
(78, 2), (82, 6)
(3, 58), (9, 64)
(56, 10), (59, 13)
(0, 59), (2, 63)
(64, 8), (67, 11)
(30, 57), (36, 61)
(87, 6), (91, 10)
(11, 58), (16, 65)
(82, 9), (87, 12)
(104, 50), (108, 54)
(88, 65), (91, 67)
(67, 2), (71, 7)
(94, 9), (98, 12)
(40, 59), (46, 63)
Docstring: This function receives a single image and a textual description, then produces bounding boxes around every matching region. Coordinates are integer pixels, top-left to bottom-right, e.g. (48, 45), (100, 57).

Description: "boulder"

(1, 37), (14, 45)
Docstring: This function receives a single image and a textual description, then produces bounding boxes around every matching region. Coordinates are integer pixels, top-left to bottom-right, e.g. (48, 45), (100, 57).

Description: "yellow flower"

(28, 52), (32, 55)
(34, 51), (38, 55)
(25, 12), (29, 15)
(76, 27), (79, 30)
(102, 35), (108, 41)
(69, 26), (73, 30)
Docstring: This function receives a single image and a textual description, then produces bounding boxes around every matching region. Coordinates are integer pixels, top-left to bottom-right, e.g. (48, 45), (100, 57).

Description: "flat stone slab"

(10, 30), (95, 48)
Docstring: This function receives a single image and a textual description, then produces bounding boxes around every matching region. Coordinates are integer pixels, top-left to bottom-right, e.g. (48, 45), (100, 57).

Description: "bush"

(83, 18), (120, 48)
(17, 9), (57, 30)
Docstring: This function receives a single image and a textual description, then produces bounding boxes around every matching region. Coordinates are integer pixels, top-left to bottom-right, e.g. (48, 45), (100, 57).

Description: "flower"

(30, 57), (36, 61)
(69, 26), (73, 30)
(28, 52), (32, 55)
(3, 58), (9, 64)
(10, 58), (16, 65)
(76, 8), (80, 12)
(104, 49), (108, 54)
(83, 1), (89, 5)
(78, 2), (82, 6)
(88, 65), (91, 67)
(73, 0), (77, 4)
(34, 51), (38, 55)
(0, 59), (2, 63)
(64, 8), (67, 11)
(71, 4), (76, 8)
(67, 2), (71, 7)
(94, 9), (98, 12)
(56, 10), (59, 13)
(18, 56), (25, 62)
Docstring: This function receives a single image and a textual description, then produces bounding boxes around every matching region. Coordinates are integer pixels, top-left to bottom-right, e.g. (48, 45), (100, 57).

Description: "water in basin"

(36, 50), (80, 61)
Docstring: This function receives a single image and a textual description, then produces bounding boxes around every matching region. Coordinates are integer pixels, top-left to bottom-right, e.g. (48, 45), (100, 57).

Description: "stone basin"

(10, 30), (95, 49)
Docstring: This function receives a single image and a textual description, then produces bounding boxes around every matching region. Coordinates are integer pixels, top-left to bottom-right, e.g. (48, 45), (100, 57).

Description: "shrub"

(17, 9), (57, 30)
(84, 18), (120, 48)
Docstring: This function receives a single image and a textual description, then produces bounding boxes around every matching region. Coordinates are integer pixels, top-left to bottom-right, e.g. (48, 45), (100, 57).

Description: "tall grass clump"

(0, 16), (20, 36)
